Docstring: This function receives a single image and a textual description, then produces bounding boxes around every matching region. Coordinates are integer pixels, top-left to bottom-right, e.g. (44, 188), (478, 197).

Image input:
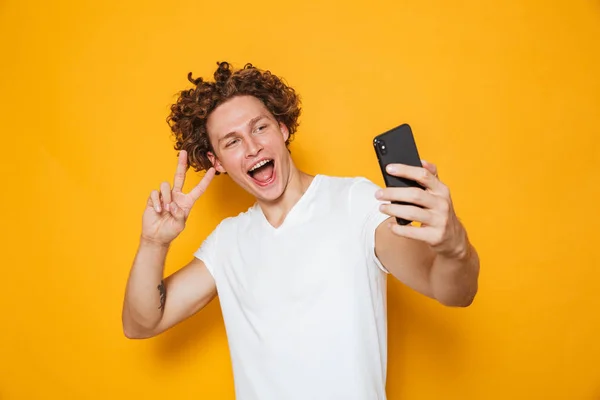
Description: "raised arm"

(122, 150), (217, 339)
(375, 160), (480, 307)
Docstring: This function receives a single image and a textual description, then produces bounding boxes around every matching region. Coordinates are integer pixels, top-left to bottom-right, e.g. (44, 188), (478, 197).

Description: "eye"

(225, 138), (240, 148)
(256, 124), (267, 133)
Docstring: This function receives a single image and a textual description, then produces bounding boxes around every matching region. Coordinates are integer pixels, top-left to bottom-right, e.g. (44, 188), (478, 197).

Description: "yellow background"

(1, 0), (599, 399)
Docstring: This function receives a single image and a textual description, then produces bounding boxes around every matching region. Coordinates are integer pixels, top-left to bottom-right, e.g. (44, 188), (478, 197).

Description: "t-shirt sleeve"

(193, 224), (221, 279)
(348, 177), (391, 274)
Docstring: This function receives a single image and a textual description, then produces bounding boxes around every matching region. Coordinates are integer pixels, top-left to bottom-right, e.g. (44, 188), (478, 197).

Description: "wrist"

(139, 235), (171, 249)
(450, 241), (471, 262)
(439, 229), (470, 261)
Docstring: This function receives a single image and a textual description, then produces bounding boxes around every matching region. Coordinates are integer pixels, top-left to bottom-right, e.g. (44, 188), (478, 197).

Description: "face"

(206, 95), (292, 202)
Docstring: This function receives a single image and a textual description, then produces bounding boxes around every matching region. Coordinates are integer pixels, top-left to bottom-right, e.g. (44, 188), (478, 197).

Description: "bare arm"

(122, 240), (216, 339)
(375, 161), (480, 307)
(122, 150), (217, 338)
(375, 217), (479, 306)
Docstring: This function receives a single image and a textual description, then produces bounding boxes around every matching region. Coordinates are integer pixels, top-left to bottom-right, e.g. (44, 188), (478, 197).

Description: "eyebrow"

(219, 115), (269, 143)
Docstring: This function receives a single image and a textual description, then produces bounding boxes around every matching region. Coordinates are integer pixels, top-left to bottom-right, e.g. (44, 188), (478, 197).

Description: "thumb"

(169, 202), (186, 221)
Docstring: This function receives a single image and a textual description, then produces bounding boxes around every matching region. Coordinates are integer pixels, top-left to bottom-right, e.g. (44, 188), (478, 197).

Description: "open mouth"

(247, 159), (276, 186)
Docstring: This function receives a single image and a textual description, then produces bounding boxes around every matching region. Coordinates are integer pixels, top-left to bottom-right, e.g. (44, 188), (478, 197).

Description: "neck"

(257, 161), (314, 228)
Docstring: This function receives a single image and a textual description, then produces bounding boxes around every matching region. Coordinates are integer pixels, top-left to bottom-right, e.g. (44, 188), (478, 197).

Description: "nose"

(245, 137), (263, 158)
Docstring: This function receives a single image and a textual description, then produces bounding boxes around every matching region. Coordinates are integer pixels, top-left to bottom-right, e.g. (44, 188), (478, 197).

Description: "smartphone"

(373, 123), (425, 225)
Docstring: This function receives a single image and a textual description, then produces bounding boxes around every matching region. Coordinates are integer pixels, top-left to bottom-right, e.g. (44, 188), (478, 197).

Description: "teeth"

(249, 159), (272, 172)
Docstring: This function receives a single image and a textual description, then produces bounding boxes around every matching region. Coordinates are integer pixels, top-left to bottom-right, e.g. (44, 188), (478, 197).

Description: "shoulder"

(318, 175), (385, 222)
(211, 203), (264, 238)
(314, 175), (383, 220)
(215, 205), (256, 229)
(317, 174), (382, 195)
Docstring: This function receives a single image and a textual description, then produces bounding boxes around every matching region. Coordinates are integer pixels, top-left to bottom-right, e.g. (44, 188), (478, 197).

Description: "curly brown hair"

(167, 61), (302, 173)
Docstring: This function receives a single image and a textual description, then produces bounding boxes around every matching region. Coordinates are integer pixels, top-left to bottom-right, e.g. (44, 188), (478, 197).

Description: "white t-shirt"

(194, 174), (391, 400)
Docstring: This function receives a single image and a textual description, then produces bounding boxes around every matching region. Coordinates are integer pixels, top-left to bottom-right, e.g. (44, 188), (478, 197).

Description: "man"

(122, 61), (480, 400)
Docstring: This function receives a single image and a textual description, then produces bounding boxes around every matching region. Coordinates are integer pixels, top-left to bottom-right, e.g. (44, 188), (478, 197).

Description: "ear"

(207, 151), (226, 174)
(279, 122), (290, 143)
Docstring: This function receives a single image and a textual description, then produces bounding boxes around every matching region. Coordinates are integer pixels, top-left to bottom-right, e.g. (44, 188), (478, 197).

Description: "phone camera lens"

(378, 140), (387, 155)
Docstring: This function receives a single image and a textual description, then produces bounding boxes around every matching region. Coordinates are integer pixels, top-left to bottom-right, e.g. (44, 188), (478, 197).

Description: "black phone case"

(373, 123), (424, 225)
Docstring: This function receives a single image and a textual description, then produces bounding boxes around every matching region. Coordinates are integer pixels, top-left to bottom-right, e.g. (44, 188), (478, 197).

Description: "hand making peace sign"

(141, 150), (216, 246)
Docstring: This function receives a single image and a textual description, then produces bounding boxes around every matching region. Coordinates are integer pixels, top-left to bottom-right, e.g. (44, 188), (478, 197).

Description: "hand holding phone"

(373, 123), (425, 225)
(373, 124), (470, 260)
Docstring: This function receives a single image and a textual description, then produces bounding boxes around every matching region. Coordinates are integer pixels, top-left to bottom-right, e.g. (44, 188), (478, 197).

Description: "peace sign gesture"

(141, 150), (216, 246)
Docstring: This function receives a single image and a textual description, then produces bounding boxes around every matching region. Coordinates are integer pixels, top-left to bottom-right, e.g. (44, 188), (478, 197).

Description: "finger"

(420, 159), (438, 177)
(389, 222), (434, 243)
(160, 182), (172, 211)
(385, 163), (443, 192)
(173, 150), (188, 192)
(376, 187), (437, 209)
(188, 167), (216, 202)
(379, 203), (433, 225)
(150, 190), (161, 213)
(169, 201), (185, 221)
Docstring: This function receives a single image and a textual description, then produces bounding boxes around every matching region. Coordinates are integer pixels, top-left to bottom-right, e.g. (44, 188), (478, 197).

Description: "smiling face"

(206, 95), (294, 203)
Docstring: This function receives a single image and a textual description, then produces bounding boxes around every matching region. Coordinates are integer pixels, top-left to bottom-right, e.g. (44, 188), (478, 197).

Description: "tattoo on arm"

(157, 280), (166, 310)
